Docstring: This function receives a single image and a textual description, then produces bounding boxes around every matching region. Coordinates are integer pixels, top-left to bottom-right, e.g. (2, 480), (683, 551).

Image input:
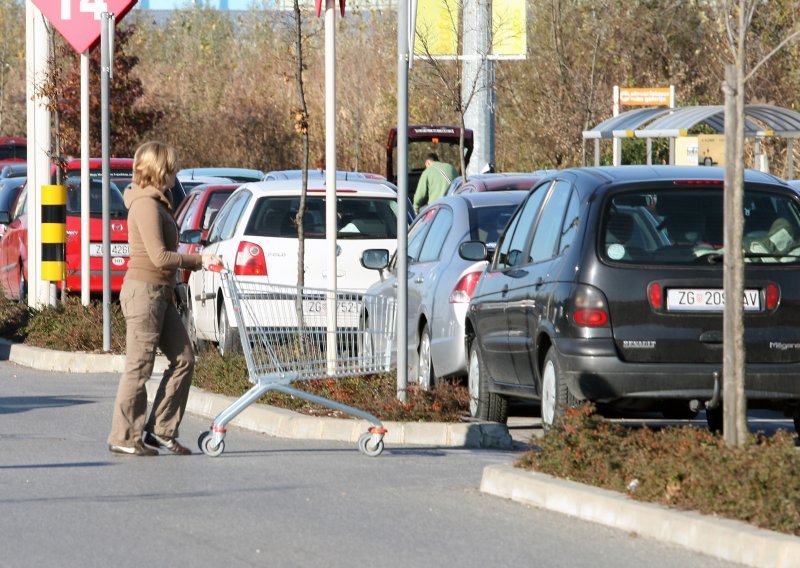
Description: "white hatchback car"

(185, 178), (407, 355)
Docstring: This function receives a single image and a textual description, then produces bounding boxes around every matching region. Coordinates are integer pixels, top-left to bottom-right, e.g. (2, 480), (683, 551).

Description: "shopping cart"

(197, 268), (396, 457)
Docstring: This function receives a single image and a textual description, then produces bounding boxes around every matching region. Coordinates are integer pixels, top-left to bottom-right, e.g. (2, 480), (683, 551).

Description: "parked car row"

(0, 157), (187, 301)
(456, 166), (800, 432)
(180, 177), (412, 355)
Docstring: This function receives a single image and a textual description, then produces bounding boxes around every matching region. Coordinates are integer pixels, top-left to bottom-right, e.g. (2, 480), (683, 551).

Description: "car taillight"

(449, 271), (482, 303)
(766, 282), (780, 310)
(572, 284), (610, 327)
(234, 241), (267, 276)
(648, 282), (663, 310)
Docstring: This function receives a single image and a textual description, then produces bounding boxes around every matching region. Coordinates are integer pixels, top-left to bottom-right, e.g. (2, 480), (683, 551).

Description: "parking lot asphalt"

(2, 337), (798, 567)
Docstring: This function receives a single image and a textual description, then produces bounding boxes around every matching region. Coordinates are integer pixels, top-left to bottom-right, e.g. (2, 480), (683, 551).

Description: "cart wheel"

(358, 431), (384, 457)
(198, 431), (225, 457)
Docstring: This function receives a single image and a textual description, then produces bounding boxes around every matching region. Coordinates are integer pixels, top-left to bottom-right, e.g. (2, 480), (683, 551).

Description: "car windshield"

(472, 205), (516, 249)
(601, 188), (800, 265)
(65, 176), (127, 216)
(246, 196), (398, 239)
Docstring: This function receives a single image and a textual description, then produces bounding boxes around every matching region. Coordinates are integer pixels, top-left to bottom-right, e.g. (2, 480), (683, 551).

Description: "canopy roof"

(582, 104), (800, 140)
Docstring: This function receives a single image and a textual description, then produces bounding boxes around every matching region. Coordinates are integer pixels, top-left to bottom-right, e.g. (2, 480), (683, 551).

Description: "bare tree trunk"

(722, 63), (748, 448)
(293, 0), (310, 325)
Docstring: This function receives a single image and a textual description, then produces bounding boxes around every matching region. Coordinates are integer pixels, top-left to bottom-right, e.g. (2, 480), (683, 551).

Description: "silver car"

(361, 191), (525, 389)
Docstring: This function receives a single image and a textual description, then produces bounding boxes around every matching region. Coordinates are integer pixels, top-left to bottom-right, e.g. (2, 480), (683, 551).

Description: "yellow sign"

(492, 0), (526, 57)
(619, 87), (672, 107)
(415, 0), (527, 58)
(415, 0), (459, 57)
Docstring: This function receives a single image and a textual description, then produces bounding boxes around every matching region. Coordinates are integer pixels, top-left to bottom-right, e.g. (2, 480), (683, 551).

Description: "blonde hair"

(133, 141), (178, 190)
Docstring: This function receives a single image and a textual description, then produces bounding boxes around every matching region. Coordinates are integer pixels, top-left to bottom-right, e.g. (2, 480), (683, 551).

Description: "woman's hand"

(202, 254), (223, 270)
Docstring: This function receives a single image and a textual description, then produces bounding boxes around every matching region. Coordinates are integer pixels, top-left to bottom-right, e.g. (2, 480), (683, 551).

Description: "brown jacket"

(124, 184), (202, 286)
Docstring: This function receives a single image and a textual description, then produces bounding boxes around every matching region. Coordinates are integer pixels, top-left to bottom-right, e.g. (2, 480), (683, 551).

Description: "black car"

(462, 165), (800, 431)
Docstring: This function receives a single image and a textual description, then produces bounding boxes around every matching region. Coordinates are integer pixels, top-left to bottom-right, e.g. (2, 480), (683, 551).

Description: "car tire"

(417, 324), (434, 390)
(539, 346), (577, 431)
(217, 304), (240, 357)
(705, 405), (723, 434)
(182, 292), (205, 352)
(467, 340), (508, 423)
(18, 263), (26, 304)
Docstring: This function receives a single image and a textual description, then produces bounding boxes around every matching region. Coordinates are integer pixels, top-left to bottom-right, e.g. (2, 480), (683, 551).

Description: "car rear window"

(601, 188), (800, 265)
(65, 176), (127, 216)
(471, 205), (516, 249)
(246, 196), (398, 239)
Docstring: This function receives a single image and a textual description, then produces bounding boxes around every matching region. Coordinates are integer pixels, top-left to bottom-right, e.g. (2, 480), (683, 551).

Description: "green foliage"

(0, 296), (29, 340)
(19, 297), (126, 353)
(193, 350), (470, 422)
(517, 404), (800, 536)
(55, 25), (162, 158)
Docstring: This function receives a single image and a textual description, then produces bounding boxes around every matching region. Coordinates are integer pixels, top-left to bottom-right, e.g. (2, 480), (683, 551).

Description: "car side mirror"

(459, 240), (487, 261)
(180, 229), (203, 245)
(0, 211), (9, 225)
(361, 248), (389, 270)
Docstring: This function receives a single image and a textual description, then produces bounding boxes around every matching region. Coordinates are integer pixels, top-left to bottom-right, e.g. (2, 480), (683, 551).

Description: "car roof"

(178, 167), (264, 182)
(558, 165), (788, 186)
(468, 173), (544, 191)
(178, 175), (234, 183)
(238, 178), (399, 198)
(455, 190), (528, 207)
(264, 169), (369, 181)
(188, 183), (240, 194)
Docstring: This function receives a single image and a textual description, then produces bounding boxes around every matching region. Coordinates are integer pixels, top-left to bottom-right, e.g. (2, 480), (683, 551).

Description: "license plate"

(89, 243), (129, 257)
(666, 288), (761, 312)
(302, 299), (360, 317)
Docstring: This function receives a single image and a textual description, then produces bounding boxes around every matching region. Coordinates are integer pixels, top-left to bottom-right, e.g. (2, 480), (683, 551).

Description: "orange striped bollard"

(41, 184), (67, 282)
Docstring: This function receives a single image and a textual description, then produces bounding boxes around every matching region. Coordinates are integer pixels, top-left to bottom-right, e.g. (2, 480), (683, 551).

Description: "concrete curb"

(146, 382), (513, 449)
(480, 464), (800, 568)
(0, 338), (512, 449)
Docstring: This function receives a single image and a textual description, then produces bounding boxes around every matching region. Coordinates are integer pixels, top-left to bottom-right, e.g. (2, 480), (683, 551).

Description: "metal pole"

(463, 0), (494, 176)
(613, 85), (621, 166)
(81, 52), (90, 305)
(396, 0), (409, 402)
(101, 13), (112, 352)
(26, 1), (49, 308)
(324, 0), (337, 373)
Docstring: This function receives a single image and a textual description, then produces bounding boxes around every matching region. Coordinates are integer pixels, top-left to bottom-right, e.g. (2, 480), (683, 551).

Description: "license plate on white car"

(90, 243), (129, 257)
(302, 299), (360, 317)
(666, 288), (761, 311)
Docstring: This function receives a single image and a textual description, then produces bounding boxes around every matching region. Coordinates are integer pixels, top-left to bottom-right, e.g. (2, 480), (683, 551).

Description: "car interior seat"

(661, 212), (706, 245)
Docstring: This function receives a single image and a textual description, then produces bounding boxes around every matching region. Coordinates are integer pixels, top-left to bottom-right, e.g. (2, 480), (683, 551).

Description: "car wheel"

(417, 324), (434, 390)
(217, 305), (240, 357)
(182, 293), (205, 352)
(540, 346), (577, 431)
(705, 405), (723, 434)
(467, 340), (508, 423)
(18, 264), (26, 304)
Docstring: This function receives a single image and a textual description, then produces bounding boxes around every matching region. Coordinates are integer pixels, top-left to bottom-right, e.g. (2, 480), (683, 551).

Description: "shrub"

(0, 296), (29, 340)
(517, 404), (800, 536)
(19, 297), (126, 353)
(192, 349), (470, 422)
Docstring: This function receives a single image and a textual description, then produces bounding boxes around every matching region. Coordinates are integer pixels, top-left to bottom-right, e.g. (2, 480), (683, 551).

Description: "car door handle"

(415, 276), (424, 284)
(502, 284), (509, 297)
(534, 277), (544, 288)
(195, 292), (215, 301)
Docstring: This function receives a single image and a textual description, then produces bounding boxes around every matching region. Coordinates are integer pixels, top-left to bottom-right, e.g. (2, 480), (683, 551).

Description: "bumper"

(555, 339), (800, 403)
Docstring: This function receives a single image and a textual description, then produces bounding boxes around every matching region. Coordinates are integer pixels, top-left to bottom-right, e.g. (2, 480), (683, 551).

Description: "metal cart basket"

(197, 269), (396, 457)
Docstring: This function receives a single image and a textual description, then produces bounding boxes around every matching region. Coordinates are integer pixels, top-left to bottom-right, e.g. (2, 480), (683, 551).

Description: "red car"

(0, 136), (26, 167)
(0, 158), (133, 300)
(173, 183), (238, 307)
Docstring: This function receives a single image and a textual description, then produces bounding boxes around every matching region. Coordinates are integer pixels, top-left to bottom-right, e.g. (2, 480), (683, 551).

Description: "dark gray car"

(463, 165), (800, 431)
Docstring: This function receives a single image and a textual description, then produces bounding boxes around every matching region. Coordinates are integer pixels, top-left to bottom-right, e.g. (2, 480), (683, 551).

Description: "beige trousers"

(107, 279), (195, 447)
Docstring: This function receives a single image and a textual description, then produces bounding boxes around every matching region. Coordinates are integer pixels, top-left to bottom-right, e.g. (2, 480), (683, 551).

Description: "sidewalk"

(0, 338), (513, 450)
(4, 337), (799, 567)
